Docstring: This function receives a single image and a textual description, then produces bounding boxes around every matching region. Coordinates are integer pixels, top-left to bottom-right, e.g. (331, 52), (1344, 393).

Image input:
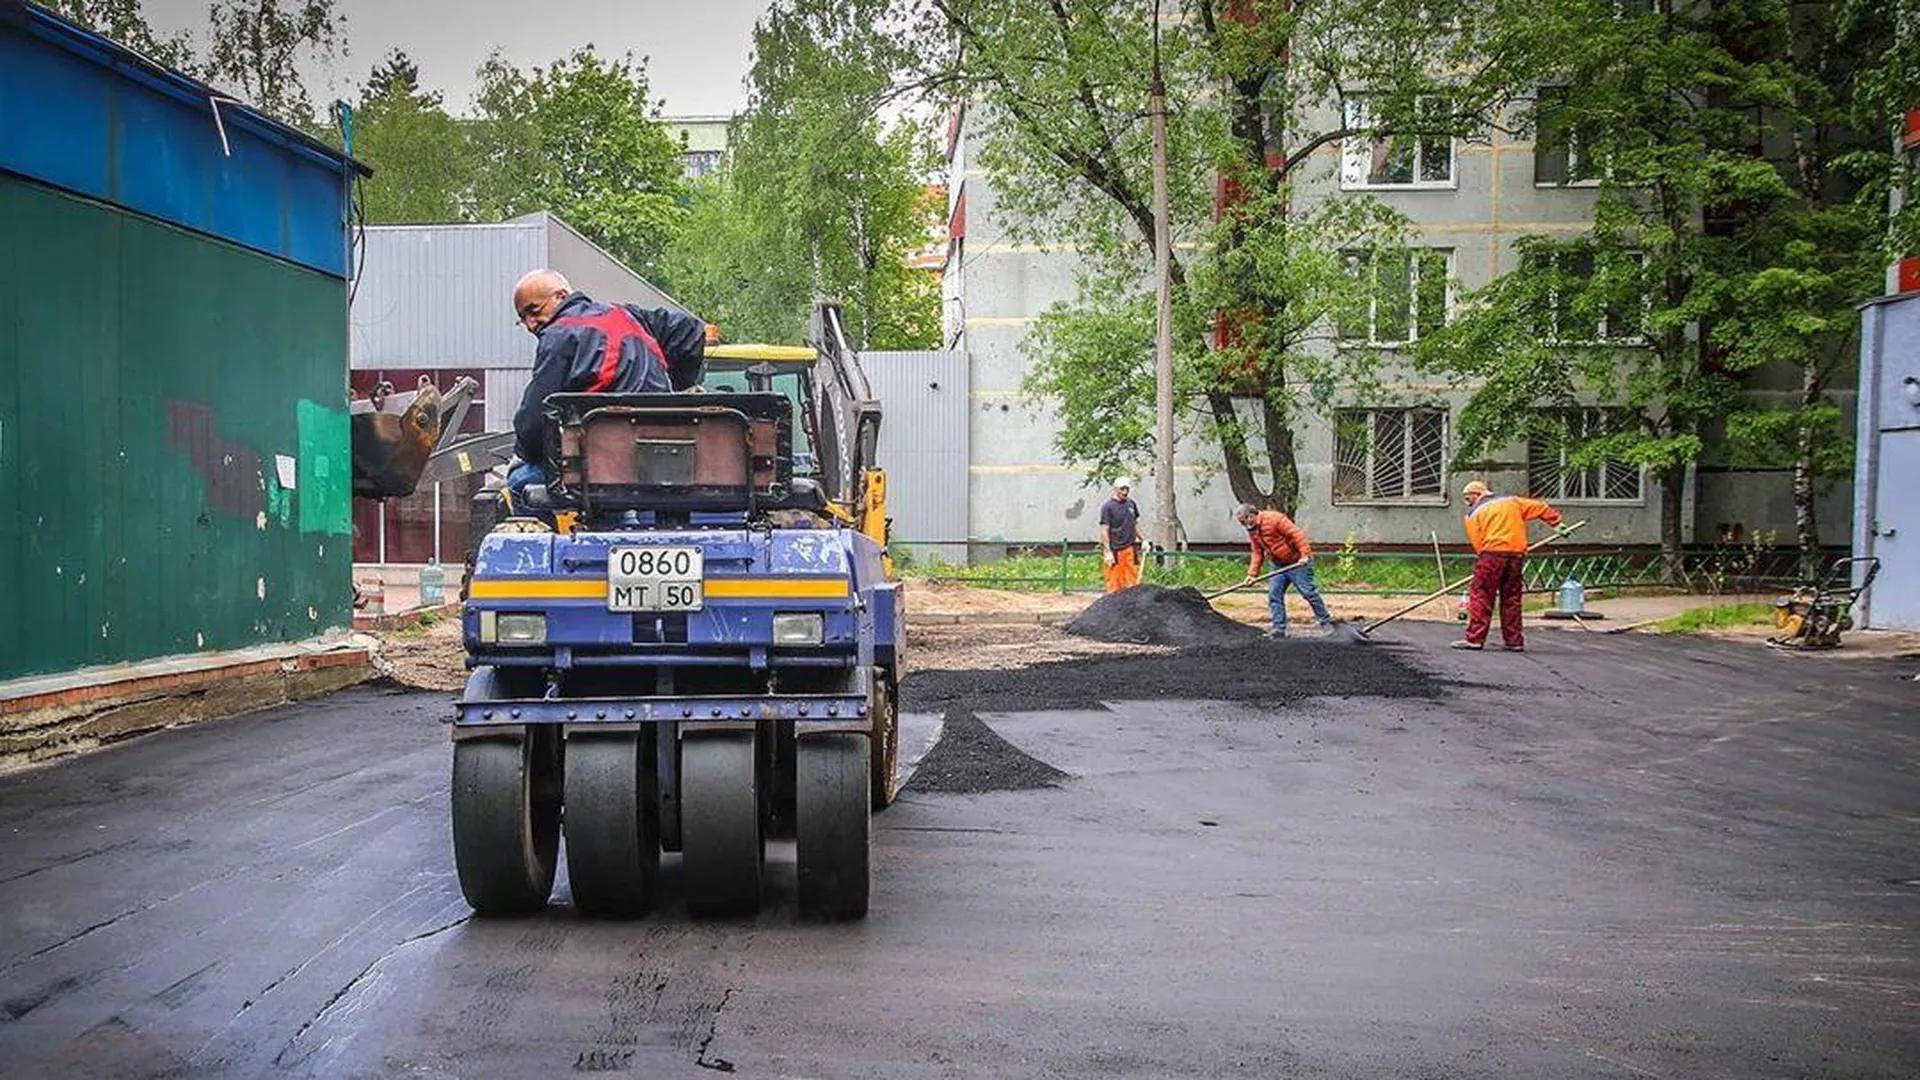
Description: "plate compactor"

(1769, 556), (1880, 650)
(452, 305), (902, 921)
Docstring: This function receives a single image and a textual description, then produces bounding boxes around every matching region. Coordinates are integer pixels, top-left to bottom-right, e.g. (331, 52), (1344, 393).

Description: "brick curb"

(1, 645), (376, 774)
(353, 601), (462, 633)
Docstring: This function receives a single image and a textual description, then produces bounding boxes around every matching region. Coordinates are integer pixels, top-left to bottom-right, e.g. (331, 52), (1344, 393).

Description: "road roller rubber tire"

(869, 669), (900, 810)
(797, 733), (871, 920)
(452, 733), (560, 915)
(563, 732), (659, 918)
(679, 730), (764, 916)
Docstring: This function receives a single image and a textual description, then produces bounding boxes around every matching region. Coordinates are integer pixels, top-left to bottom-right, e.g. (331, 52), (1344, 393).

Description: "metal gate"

(1868, 432), (1920, 628)
(1855, 295), (1920, 630)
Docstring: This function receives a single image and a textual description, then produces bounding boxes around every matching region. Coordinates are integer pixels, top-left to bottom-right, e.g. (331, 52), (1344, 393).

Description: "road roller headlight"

(772, 612), (824, 646)
(481, 611), (547, 645)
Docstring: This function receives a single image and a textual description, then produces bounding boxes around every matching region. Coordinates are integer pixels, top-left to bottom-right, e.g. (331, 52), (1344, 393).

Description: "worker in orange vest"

(1454, 480), (1563, 651)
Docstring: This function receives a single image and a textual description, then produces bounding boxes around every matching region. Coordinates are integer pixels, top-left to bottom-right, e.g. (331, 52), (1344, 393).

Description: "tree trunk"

(1207, 391), (1269, 509)
(1659, 462), (1686, 586)
(1793, 362), (1822, 576)
(1203, 396), (1300, 515)
(1261, 397), (1300, 515)
(1786, 94), (1824, 580)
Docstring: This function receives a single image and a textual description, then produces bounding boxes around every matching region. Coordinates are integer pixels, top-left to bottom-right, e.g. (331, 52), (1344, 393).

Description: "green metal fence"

(892, 539), (1822, 598)
(0, 180), (353, 681)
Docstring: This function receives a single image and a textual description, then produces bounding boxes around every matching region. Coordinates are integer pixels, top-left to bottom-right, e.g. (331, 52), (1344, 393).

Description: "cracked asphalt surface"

(2, 625), (1917, 1078)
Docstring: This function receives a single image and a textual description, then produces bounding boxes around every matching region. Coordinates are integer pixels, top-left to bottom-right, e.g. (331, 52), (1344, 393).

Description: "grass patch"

(385, 609), (448, 638)
(1653, 602), (1777, 634)
(899, 552), (1244, 592)
(898, 549), (1471, 595)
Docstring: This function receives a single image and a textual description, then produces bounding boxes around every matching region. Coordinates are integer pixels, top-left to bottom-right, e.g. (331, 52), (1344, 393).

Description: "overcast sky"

(139, 0), (775, 117)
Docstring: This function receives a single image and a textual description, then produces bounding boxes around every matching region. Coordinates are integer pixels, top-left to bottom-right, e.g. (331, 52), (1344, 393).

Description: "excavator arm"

(808, 304), (890, 564)
(349, 375), (483, 499)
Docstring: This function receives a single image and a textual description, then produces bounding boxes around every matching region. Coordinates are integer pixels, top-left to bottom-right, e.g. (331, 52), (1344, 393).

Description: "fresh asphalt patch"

(900, 639), (1442, 793)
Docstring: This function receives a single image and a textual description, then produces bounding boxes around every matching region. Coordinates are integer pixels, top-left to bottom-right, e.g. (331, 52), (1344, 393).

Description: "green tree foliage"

(350, 50), (472, 224)
(1714, 0), (1905, 569)
(665, 0), (940, 349)
(905, 0), (1554, 517)
(204, 0), (345, 124)
(471, 48), (688, 283)
(1418, 0), (1899, 569)
(40, 0), (194, 69)
(359, 48), (419, 100)
(45, 0), (344, 134)
(1856, 0), (1920, 261)
(668, 175), (815, 343)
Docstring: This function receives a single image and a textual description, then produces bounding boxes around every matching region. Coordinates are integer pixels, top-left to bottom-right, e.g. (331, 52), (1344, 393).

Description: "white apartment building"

(939, 97), (1854, 549)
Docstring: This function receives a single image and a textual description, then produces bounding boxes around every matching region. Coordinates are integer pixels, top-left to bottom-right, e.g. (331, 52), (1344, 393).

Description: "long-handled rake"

(1351, 521), (1589, 640)
(1203, 558), (1311, 601)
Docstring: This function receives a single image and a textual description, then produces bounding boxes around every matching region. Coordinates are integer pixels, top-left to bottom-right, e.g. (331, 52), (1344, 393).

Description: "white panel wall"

(350, 223), (546, 369)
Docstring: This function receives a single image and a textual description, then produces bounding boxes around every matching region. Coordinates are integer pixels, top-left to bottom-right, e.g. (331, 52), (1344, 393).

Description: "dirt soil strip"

(378, 619), (1176, 692)
(378, 619), (468, 692)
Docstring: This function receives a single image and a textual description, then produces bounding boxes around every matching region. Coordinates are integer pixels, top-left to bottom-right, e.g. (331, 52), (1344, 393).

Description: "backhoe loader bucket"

(351, 376), (444, 499)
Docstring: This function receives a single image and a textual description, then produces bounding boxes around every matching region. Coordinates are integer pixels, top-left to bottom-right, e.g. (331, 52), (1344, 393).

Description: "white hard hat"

(1113, 476), (1134, 489)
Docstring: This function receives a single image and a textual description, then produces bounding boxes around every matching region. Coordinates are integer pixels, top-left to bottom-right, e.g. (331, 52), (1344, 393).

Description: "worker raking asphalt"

(1063, 584), (1267, 647)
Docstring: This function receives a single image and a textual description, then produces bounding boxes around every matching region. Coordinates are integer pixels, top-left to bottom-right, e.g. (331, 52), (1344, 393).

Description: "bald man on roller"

(505, 269), (708, 514)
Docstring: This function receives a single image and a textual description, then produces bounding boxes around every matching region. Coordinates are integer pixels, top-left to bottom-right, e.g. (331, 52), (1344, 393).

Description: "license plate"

(607, 547), (704, 612)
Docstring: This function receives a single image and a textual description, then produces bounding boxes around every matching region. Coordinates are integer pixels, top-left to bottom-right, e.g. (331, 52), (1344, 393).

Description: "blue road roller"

(451, 306), (903, 920)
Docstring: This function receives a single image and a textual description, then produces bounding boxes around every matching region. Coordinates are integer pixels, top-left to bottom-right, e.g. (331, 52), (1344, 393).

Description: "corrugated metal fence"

(862, 351), (969, 565)
(350, 224), (547, 371)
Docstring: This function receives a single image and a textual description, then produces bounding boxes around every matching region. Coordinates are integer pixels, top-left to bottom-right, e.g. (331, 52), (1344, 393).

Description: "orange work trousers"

(1104, 546), (1143, 592)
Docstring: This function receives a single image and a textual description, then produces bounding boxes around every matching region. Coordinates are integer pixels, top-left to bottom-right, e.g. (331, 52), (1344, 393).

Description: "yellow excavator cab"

(701, 333), (891, 576)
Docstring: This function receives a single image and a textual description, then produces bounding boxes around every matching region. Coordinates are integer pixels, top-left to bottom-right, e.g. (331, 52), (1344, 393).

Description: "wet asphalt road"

(2, 625), (1918, 1079)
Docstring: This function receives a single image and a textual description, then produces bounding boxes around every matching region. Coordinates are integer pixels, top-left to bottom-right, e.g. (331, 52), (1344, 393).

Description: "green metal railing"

(891, 539), (1821, 598)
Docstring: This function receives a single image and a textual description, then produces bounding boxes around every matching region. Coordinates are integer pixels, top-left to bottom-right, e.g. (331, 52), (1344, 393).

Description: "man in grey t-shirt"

(1098, 477), (1143, 592)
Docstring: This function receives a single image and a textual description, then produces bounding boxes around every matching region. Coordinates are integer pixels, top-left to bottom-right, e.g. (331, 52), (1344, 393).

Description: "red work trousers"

(1104, 546), (1142, 592)
(1465, 551), (1526, 648)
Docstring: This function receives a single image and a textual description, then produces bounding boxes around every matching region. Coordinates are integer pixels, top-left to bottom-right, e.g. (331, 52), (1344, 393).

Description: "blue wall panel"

(0, 36), (113, 198)
(0, 10), (352, 279)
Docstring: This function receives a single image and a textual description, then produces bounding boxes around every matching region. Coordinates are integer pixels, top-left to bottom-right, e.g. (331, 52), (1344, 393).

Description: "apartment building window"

(1341, 97), (1455, 188)
(1534, 89), (1601, 186)
(1524, 248), (1641, 343)
(1527, 408), (1644, 502)
(1340, 249), (1451, 345)
(1334, 408), (1449, 503)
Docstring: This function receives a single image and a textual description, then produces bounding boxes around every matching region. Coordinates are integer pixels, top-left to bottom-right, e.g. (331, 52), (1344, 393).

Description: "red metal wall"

(1900, 113), (1920, 295)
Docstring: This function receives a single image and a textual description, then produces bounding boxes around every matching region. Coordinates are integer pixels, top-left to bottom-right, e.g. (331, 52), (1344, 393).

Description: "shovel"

(1353, 520), (1588, 639)
(1204, 558), (1310, 601)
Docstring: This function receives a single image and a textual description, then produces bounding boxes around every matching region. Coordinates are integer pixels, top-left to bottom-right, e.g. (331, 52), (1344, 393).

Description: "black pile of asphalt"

(902, 639), (1441, 794)
(903, 713), (1072, 794)
(1062, 584), (1265, 647)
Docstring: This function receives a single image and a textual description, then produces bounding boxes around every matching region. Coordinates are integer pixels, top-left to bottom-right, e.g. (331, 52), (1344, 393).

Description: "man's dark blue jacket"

(513, 292), (708, 466)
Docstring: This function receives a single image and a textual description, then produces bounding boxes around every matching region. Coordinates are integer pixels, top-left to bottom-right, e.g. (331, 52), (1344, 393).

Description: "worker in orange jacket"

(1454, 480), (1564, 651)
(1235, 503), (1333, 637)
